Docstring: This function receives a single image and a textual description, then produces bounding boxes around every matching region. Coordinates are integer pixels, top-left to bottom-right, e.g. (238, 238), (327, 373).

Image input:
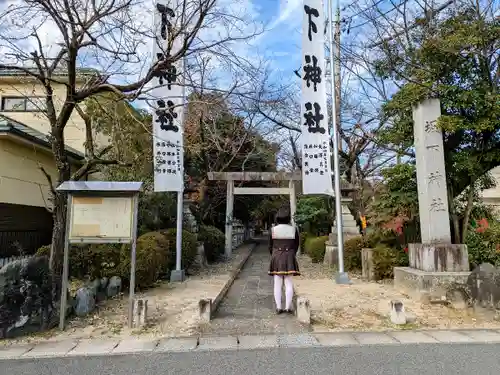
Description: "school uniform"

(268, 224), (300, 276)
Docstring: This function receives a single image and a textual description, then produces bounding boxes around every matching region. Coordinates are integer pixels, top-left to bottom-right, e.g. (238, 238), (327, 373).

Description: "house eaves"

(0, 114), (84, 162)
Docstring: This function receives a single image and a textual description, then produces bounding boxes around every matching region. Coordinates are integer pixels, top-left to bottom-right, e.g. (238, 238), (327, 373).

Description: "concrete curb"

(210, 241), (258, 316)
(3, 329), (500, 360)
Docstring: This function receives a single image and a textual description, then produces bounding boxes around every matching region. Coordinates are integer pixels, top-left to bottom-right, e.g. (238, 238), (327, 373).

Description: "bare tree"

(0, 0), (262, 279)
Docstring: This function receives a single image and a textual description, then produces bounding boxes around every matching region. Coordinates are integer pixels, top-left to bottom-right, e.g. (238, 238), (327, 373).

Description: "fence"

(0, 230), (51, 258)
(0, 254), (32, 268)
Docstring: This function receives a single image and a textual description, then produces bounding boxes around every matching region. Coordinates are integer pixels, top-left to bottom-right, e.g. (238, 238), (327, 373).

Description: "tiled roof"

(0, 114), (84, 160)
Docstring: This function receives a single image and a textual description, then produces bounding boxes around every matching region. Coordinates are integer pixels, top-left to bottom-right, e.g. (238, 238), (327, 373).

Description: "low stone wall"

(394, 266), (470, 299)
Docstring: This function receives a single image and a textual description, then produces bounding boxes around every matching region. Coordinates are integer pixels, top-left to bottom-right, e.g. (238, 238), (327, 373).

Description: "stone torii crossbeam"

(207, 171), (300, 257)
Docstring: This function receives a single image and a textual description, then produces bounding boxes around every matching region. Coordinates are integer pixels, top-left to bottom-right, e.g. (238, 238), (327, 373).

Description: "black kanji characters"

(303, 102), (326, 134)
(155, 99), (178, 132)
(303, 55), (321, 92)
(155, 53), (177, 89)
(156, 3), (175, 40)
(304, 5), (319, 41)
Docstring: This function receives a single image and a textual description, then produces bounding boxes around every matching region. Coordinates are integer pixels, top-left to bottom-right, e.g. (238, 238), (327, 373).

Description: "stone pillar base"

(323, 242), (338, 267)
(361, 248), (374, 281)
(409, 243), (469, 272)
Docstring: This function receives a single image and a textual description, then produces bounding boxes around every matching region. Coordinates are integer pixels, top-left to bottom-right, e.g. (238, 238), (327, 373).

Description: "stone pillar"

(413, 98), (452, 243)
(225, 180), (234, 258)
(394, 99), (470, 297)
(289, 180), (297, 225)
(410, 99), (468, 272)
(330, 198), (358, 242)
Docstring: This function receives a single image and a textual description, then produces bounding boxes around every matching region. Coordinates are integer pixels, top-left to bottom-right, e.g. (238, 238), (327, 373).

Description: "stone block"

(296, 296), (311, 325)
(132, 298), (148, 328)
(198, 298), (212, 323)
(466, 263), (500, 309)
(323, 242), (338, 267)
(277, 333), (318, 347)
(389, 331), (438, 343)
(197, 336), (238, 350)
(68, 339), (120, 356)
(361, 248), (374, 281)
(408, 243), (469, 272)
(394, 266), (470, 298)
(353, 332), (397, 345)
(237, 335), (279, 349)
(74, 287), (95, 317)
(23, 340), (78, 357)
(314, 333), (358, 346)
(156, 337), (198, 352)
(425, 330), (474, 343)
(112, 339), (158, 354)
(389, 300), (406, 325)
(195, 242), (208, 268)
(0, 344), (34, 359)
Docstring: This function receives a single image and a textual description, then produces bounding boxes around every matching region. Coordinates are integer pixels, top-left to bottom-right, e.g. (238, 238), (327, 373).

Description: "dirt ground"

(2, 247), (251, 344)
(294, 255), (500, 332)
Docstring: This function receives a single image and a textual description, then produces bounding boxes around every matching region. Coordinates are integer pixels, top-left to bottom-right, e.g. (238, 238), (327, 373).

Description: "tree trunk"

(49, 127), (72, 297)
(49, 191), (67, 281)
(461, 184), (476, 244)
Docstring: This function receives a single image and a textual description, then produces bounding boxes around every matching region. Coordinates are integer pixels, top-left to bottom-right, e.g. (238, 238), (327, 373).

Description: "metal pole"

(128, 193), (140, 328)
(175, 191), (183, 271)
(327, 0), (351, 284)
(59, 194), (73, 330)
(171, 33), (188, 282)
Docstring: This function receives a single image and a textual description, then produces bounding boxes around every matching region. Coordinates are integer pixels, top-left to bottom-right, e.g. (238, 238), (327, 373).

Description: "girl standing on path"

(268, 207), (300, 315)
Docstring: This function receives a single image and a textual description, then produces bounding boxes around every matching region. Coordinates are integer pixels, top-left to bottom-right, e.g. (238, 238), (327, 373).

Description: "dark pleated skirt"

(268, 249), (300, 276)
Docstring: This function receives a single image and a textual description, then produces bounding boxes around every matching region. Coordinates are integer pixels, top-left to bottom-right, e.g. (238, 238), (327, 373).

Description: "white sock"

(273, 275), (283, 310)
(284, 276), (294, 310)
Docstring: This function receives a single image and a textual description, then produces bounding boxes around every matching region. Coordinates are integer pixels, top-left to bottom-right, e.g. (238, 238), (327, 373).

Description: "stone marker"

(133, 298), (148, 328)
(195, 242), (208, 268)
(323, 242), (338, 267)
(389, 300), (406, 325)
(198, 298), (212, 323)
(296, 296), (311, 325)
(394, 99), (470, 296)
(74, 287), (95, 317)
(466, 263), (500, 309)
(107, 276), (122, 298)
(361, 248), (374, 281)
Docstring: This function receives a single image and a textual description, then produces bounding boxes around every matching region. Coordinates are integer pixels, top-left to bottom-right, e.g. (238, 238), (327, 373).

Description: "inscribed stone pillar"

(225, 180), (234, 258)
(413, 99), (452, 244)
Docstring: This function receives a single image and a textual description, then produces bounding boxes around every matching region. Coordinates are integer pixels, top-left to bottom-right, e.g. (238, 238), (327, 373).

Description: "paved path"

(201, 239), (309, 335)
(4, 333), (500, 375)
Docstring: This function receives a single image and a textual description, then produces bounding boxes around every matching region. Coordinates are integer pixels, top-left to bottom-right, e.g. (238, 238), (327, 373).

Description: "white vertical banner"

(151, 0), (184, 192)
(300, 0), (334, 195)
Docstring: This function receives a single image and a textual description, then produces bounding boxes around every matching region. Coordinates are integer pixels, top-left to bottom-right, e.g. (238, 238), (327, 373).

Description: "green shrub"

(198, 225), (225, 263)
(372, 245), (409, 280)
(299, 232), (312, 253)
(365, 229), (399, 248)
(86, 244), (122, 279)
(36, 245), (51, 257)
(466, 223), (500, 268)
(160, 229), (198, 272)
(305, 236), (328, 263)
(36, 243), (119, 280)
(344, 236), (366, 271)
(120, 231), (167, 289)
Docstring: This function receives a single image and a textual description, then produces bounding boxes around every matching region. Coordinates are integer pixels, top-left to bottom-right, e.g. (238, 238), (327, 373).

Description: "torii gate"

(207, 171), (300, 257)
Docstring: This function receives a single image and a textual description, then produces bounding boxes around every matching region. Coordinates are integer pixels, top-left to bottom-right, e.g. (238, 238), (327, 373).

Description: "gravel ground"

(1, 247), (252, 344)
(294, 255), (500, 332)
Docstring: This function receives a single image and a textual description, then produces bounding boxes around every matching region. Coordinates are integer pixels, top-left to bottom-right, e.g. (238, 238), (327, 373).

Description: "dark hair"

(275, 207), (291, 225)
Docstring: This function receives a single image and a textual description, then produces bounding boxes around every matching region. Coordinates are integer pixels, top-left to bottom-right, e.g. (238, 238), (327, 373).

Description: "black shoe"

(285, 309), (294, 315)
(276, 309), (284, 315)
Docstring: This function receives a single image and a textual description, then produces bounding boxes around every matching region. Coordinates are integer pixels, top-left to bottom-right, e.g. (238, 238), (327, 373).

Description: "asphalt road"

(3, 342), (500, 375)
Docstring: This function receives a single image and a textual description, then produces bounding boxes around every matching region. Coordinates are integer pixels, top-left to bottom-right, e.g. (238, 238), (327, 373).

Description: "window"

(1, 96), (45, 112)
